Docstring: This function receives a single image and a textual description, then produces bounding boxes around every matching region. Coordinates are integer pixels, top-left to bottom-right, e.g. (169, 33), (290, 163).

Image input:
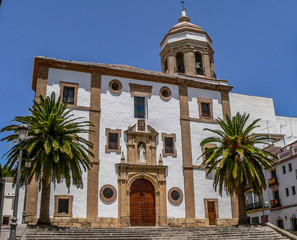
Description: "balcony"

(271, 198), (281, 208)
(246, 201), (263, 211)
(268, 177), (278, 187)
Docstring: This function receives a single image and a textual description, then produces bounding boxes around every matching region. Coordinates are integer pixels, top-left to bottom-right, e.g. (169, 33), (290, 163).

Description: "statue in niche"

(138, 144), (146, 163)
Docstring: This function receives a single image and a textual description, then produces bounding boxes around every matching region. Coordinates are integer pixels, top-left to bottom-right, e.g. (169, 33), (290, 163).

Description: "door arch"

(130, 178), (156, 226)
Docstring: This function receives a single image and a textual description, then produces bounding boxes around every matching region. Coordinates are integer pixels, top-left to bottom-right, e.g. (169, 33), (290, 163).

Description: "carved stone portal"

(125, 124), (158, 165)
(116, 123), (167, 227)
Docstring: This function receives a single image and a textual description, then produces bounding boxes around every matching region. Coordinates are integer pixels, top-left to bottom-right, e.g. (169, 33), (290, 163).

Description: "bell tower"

(160, 9), (216, 78)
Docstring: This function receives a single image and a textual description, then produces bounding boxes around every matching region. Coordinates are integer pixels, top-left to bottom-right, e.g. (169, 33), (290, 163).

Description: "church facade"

(20, 10), (297, 228)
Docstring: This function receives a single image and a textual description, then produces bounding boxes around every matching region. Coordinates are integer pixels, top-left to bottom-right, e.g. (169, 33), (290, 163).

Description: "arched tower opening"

(176, 52), (185, 74)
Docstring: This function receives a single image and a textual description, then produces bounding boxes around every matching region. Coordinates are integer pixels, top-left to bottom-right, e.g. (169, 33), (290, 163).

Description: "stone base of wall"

(167, 218), (238, 227)
(28, 217), (238, 228)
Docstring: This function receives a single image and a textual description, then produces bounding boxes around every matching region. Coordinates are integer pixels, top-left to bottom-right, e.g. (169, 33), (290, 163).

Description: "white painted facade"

(19, 9), (297, 229)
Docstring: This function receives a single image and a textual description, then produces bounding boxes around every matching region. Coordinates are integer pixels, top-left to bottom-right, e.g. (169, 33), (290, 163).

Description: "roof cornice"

(32, 56), (233, 93)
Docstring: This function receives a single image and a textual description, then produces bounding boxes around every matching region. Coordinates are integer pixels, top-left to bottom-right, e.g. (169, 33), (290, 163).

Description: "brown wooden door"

(207, 201), (216, 225)
(130, 179), (156, 226)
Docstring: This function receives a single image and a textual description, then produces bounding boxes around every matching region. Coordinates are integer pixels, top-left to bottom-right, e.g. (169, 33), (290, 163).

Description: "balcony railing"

(246, 201), (263, 211)
(271, 198), (281, 208)
(268, 177), (278, 187)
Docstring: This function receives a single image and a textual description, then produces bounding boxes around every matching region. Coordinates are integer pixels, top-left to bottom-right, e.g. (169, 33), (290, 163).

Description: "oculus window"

(100, 185), (117, 203)
(168, 187), (183, 205)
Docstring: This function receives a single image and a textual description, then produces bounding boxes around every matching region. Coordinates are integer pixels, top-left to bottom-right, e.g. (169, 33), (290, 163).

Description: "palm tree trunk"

(38, 176), (51, 224)
(237, 185), (249, 225)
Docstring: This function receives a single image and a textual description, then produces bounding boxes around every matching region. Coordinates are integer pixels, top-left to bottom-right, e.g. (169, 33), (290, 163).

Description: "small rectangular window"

(201, 103), (211, 117)
(205, 148), (214, 160)
(63, 87), (75, 104)
(277, 220), (284, 229)
(282, 165), (286, 174)
(54, 195), (73, 217)
(273, 190), (279, 200)
(288, 163), (292, 172)
(165, 137), (174, 153)
(271, 169), (276, 178)
(251, 217), (259, 225)
(105, 129), (121, 154)
(162, 133), (177, 157)
(134, 96), (145, 119)
(2, 216), (9, 225)
(292, 186), (296, 195)
(108, 133), (118, 150)
(58, 199), (69, 214)
(285, 188), (289, 197)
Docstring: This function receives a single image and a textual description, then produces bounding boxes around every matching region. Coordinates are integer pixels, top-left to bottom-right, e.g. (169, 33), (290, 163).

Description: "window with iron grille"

(2, 216), (9, 225)
(108, 133), (118, 150)
(134, 96), (145, 119)
(165, 137), (174, 153)
(63, 87), (75, 104)
(58, 199), (69, 214)
(201, 103), (210, 117)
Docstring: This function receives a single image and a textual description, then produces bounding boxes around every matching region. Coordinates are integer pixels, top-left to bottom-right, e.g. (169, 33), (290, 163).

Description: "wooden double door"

(130, 179), (156, 226)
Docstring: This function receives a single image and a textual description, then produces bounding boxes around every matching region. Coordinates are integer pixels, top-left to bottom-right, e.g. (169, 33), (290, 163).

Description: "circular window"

(168, 187), (183, 205)
(100, 185), (117, 203)
(109, 79), (122, 94)
(160, 86), (172, 100)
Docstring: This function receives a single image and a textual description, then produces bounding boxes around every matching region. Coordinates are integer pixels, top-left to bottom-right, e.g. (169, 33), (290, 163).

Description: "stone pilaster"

(202, 52), (212, 78)
(26, 66), (49, 223)
(184, 51), (196, 76)
(87, 72), (101, 219)
(179, 84), (195, 219)
(167, 54), (176, 74)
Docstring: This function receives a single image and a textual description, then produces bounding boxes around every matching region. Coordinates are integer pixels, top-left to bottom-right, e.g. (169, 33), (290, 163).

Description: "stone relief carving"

(138, 144), (146, 163)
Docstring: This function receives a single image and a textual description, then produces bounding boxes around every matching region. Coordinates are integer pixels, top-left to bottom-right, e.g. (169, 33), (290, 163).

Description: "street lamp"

(9, 124), (29, 240)
(22, 150), (31, 224)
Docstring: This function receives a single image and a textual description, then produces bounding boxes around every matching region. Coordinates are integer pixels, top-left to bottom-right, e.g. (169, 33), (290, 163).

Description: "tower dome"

(160, 10), (215, 78)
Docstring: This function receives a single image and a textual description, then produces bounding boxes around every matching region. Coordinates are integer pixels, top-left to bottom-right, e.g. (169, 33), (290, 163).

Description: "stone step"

(26, 225), (290, 240)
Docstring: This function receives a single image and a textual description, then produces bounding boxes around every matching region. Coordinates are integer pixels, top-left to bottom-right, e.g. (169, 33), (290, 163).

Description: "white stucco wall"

(3, 180), (14, 219)
(194, 170), (232, 218)
(161, 31), (211, 50)
(47, 68), (91, 107)
(48, 109), (89, 218)
(99, 75), (186, 218)
(188, 87), (223, 120)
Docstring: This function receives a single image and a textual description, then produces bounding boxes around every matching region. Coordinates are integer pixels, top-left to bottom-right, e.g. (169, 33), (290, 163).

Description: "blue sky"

(0, 1), (297, 162)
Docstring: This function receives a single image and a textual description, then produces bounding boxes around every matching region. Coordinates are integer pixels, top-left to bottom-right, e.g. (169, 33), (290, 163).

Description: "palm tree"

(199, 112), (278, 225)
(1, 92), (94, 224)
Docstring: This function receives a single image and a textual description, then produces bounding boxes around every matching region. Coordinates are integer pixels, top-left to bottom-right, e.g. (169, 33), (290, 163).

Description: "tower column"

(202, 52), (212, 78)
(184, 51), (196, 76)
(167, 54), (176, 74)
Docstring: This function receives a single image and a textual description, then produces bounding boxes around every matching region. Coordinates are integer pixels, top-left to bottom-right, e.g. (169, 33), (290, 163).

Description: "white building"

(2, 178), (15, 227)
(14, 10), (297, 228)
(246, 139), (297, 232)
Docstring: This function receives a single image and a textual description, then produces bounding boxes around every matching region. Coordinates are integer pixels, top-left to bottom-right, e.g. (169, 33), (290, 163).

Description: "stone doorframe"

(116, 163), (168, 227)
